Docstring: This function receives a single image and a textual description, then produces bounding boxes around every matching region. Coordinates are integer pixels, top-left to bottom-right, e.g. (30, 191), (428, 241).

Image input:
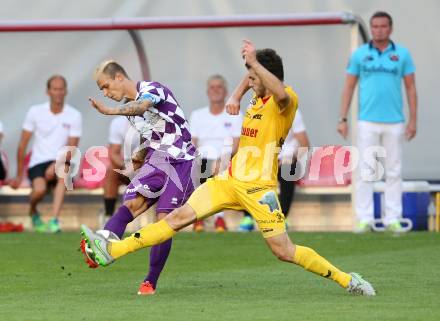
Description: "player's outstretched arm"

(241, 40), (291, 110)
(89, 97), (153, 116)
(226, 75), (250, 115)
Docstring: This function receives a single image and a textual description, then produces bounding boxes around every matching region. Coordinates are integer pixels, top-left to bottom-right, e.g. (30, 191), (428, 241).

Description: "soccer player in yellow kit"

(81, 40), (376, 296)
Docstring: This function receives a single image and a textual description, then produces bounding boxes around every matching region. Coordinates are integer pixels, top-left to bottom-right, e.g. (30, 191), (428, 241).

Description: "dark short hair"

(47, 75), (67, 89)
(370, 11), (393, 27)
(100, 61), (129, 79)
(246, 48), (284, 81)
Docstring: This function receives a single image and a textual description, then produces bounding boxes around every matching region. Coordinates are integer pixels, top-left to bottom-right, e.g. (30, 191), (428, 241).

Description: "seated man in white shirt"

(189, 74), (242, 232)
(10, 75), (82, 233)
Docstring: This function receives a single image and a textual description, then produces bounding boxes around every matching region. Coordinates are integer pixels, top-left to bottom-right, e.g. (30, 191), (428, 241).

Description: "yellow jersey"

(230, 86), (298, 186)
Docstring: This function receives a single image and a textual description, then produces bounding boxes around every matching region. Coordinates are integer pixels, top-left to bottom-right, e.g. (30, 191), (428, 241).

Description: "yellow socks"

(108, 222), (352, 289)
(109, 220), (176, 259)
(293, 245), (351, 288)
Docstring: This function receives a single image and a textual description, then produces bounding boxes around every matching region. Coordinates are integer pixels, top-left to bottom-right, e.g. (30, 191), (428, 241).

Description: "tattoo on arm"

(115, 100), (151, 116)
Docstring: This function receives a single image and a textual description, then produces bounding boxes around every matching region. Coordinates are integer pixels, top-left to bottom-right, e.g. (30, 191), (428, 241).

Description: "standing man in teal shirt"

(337, 11), (418, 233)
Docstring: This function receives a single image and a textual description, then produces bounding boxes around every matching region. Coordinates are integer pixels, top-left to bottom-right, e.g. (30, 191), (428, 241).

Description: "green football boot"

(80, 225), (116, 267)
(31, 213), (47, 233)
(47, 217), (62, 233)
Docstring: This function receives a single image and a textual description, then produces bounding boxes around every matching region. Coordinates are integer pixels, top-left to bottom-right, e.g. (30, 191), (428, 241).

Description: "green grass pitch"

(1, 231), (439, 321)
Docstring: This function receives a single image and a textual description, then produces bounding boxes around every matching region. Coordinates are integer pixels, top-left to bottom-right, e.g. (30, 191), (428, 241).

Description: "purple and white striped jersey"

(131, 81), (197, 161)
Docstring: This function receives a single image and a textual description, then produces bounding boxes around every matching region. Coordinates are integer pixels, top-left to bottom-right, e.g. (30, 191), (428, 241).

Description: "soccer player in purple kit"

(81, 60), (198, 295)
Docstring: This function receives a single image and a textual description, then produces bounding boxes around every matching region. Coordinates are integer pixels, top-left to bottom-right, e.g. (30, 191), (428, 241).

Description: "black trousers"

(199, 158), (212, 184)
(0, 155), (6, 180)
(277, 160), (297, 217)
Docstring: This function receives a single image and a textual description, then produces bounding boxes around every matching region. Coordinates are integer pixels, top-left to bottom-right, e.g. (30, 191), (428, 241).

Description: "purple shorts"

(124, 159), (196, 214)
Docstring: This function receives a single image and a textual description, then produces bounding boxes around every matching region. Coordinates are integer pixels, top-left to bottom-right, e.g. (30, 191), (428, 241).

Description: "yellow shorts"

(187, 174), (286, 238)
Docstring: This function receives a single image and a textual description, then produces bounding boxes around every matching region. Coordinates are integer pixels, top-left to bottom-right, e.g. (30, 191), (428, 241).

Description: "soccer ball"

(80, 230), (119, 268)
(95, 229), (120, 241)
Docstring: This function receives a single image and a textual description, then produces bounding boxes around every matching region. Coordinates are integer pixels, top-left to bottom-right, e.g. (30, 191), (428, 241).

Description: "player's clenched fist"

(225, 95), (240, 115)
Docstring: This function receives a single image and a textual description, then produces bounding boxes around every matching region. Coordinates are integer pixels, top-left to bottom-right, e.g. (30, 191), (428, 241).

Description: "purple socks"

(104, 204), (172, 289)
(145, 238), (173, 288)
(104, 205), (133, 238)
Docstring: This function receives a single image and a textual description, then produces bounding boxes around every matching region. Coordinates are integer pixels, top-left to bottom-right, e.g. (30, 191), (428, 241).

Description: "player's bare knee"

(164, 211), (180, 228)
(268, 240), (294, 262)
(123, 199), (135, 212)
(123, 197), (146, 216)
(165, 205), (196, 230)
(165, 207), (187, 227)
(272, 248), (291, 262)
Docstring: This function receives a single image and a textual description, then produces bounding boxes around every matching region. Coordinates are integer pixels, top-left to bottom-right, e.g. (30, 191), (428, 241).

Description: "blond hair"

(93, 60), (129, 80)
